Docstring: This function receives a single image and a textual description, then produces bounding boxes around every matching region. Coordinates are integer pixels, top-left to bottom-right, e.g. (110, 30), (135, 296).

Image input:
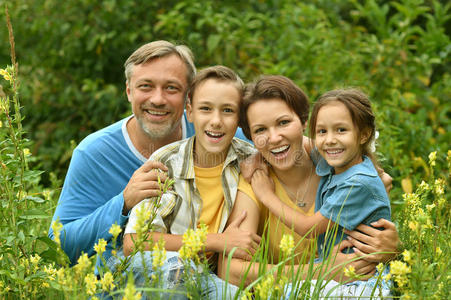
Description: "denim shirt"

(314, 156), (391, 259)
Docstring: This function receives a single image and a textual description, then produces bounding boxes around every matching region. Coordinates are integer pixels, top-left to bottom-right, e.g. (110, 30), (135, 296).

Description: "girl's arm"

(251, 169), (331, 238)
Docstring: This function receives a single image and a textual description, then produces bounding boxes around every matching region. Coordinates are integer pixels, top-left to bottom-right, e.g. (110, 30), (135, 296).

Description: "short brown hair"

(124, 40), (196, 85)
(239, 75), (310, 140)
(309, 88), (376, 161)
(189, 65), (244, 104)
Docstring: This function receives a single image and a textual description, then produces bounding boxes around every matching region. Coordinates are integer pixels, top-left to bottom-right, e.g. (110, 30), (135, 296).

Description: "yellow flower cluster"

(133, 201), (153, 241)
(43, 264), (57, 281)
(51, 220), (63, 246)
(84, 273), (98, 296)
(94, 238), (107, 255)
(152, 239), (167, 270)
(109, 223), (122, 240)
(389, 260), (411, 288)
(344, 265), (357, 279)
(123, 281), (141, 300)
(254, 274), (275, 299)
(0, 68), (12, 83)
(100, 271), (115, 292)
(280, 234), (294, 257)
(179, 223), (208, 261)
(74, 253), (91, 275)
(428, 151), (437, 167)
(402, 250), (413, 264)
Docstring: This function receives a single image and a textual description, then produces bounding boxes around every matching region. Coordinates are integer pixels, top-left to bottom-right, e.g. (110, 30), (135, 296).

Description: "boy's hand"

(219, 211), (261, 260)
(344, 218), (400, 263)
(240, 152), (268, 183)
(123, 160), (169, 214)
(251, 169), (275, 205)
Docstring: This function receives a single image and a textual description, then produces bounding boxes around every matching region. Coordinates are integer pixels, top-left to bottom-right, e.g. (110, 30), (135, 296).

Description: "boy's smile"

(187, 78), (241, 168)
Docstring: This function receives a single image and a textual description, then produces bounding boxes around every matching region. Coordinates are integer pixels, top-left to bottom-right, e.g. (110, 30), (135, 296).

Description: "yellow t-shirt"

(194, 163), (225, 234)
(238, 170), (316, 264)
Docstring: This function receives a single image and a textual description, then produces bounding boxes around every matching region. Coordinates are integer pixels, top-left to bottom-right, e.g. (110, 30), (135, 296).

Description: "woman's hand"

(251, 169), (275, 205)
(344, 218), (400, 263)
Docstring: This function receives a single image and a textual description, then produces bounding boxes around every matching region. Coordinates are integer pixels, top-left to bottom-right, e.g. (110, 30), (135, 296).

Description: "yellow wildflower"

(109, 223), (122, 239)
(280, 234), (295, 257)
(0, 121), (2, 127)
(23, 148), (31, 156)
(426, 203), (435, 212)
(84, 273), (98, 296)
(133, 201), (153, 240)
(401, 293), (411, 300)
(428, 151), (437, 167)
(44, 264), (57, 281)
(402, 250), (413, 264)
(254, 274), (275, 299)
(433, 178), (445, 195)
(436, 247), (442, 256)
(344, 265), (357, 278)
(389, 260), (411, 288)
(408, 221), (418, 232)
(179, 224), (208, 261)
(94, 238), (107, 255)
(376, 262), (385, 273)
(51, 220), (63, 246)
(0, 69), (11, 82)
(447, 150), (451, 171)
(75, 253), (91, 275)
(100, 271), (115, 291)
(417, 180), (430, 192)
(152, 239), (167, 270)
(240, 291), (253, 300)
(56, 267), (68, 286)
(123, 281), (142, 300)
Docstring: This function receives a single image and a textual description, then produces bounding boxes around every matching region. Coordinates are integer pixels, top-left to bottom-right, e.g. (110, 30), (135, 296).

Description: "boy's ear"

(186, 100), (193, 122)
(360, 128), (372, 144)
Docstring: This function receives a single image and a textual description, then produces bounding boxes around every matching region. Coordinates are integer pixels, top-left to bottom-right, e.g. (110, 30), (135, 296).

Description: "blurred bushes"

(0, 0), (450, 206)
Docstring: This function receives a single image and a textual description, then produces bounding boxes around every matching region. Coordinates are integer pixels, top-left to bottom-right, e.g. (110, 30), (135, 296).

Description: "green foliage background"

(0, 0), (450, 298)
(1, 0), (450, 200)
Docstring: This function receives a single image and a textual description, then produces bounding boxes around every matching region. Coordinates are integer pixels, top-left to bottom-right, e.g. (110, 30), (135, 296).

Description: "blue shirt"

(315, 156), (391, 259)
(48, 113), (250, 266)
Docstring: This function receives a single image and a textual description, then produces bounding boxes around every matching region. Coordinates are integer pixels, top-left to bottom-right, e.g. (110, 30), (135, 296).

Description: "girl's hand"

(344, 218), (400, 263)
(251, 169), (275, 205)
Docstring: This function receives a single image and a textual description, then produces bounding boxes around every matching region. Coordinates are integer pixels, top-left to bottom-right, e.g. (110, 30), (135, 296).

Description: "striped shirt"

(125, 136), (256, 235)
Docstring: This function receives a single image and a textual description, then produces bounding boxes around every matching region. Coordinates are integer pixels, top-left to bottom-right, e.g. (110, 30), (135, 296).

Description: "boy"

(122, 66), (260, 299)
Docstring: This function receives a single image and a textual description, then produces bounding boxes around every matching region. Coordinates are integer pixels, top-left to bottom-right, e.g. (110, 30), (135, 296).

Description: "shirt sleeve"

(48, 148), (128, 265)
(318, 179), (389, 231)
(237, 174), (261, 209)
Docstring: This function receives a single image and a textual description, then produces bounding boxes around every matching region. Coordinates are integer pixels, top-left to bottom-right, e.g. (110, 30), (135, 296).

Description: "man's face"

(126, 54), (188, 140)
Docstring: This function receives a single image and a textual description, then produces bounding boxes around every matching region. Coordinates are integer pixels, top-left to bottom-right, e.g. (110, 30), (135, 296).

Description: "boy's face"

(187, 78), (240, 167)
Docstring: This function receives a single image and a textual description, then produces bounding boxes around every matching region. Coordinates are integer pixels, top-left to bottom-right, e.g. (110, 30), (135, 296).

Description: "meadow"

(0, 0), (450, 299)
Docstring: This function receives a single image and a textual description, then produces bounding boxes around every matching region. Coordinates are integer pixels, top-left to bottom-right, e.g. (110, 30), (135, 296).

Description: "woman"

(218, 75), (399, 291)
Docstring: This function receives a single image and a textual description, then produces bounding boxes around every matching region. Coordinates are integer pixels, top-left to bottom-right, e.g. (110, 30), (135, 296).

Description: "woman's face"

(247, 98), (305, 171)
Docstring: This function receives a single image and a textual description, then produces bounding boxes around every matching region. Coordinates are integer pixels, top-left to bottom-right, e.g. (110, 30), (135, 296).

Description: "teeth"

(206, 131), (224, 137)
(271, 145), (289, 154)
(146, 110), (167, 116)
(326, 149), (343, 154)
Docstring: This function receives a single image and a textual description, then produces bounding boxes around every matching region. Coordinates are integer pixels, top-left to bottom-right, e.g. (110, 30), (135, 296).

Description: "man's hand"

(218, 211), (261, 260)
(376, 166), (393, 195)
(122, 160), (169, 214)
(240, 152), (268, 183)
(344, 219), (400, 263)
(329, 240), (377, 283)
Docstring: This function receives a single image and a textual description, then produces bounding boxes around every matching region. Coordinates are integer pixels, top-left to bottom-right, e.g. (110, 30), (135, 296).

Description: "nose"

(149, 87), (166, 107)
(209, 110), (223, 128)
(325, 132), (336, 144)
(268, 127), (282, 144)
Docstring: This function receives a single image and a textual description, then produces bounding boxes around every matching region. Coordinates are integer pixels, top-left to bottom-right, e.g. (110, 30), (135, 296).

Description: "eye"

(253, 127), (265, 134)
(223, 107), (235, 113)
(279, 119), (290, 126)
(138, 83), (152, 89)
(199, 106), (211, 111)
(166, 85), (179, 92)
(316, 128), (326, 134)
(337, 128), (347, 133)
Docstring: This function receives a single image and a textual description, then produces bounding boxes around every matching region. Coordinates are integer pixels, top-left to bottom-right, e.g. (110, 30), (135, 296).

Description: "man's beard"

(136, 114), (180, 140)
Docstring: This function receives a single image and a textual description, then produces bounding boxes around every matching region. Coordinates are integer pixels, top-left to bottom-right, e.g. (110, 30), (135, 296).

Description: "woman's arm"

(344, 218), (400, 263)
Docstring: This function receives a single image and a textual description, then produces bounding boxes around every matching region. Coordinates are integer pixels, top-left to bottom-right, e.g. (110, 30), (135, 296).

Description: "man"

(48, 40), (251, 267)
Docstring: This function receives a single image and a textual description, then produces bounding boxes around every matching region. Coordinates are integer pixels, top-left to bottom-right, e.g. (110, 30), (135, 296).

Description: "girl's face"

(247, 98), (305, 172)
(314, 100), (367, 174)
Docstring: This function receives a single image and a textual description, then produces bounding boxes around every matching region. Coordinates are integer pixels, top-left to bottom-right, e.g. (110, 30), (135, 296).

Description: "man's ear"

(186, 100), (193, 122)
(126, 82), (132, 103)
(360, 128), (372, 144)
